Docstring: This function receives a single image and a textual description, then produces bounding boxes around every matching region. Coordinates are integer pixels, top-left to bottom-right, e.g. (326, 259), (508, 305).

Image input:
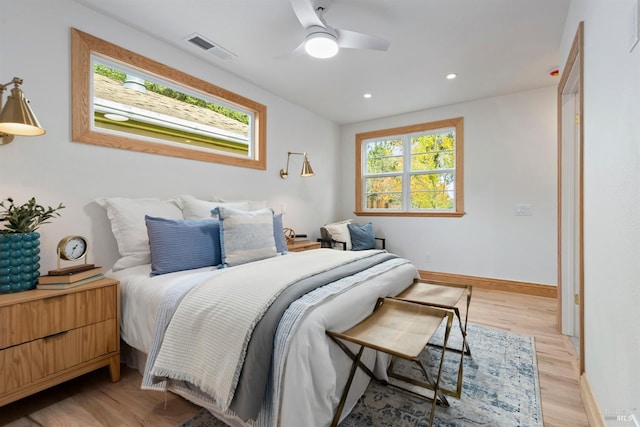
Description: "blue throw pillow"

(347, 222), (376, 251)
(273, 213), (288, 254)
(213, 206), (277, 267)
(145, 216), (222, 276)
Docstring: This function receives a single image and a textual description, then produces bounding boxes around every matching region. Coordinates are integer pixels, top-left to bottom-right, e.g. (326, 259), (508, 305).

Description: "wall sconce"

(280, 151), (315, 179)
(0, 77), (45, 145)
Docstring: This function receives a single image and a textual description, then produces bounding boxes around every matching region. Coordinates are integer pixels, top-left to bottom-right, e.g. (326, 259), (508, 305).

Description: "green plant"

(0, 197), (65, 234)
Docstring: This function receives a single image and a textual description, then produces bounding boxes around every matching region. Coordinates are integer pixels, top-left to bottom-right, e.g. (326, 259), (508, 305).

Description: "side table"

(287, 240), (321, 252)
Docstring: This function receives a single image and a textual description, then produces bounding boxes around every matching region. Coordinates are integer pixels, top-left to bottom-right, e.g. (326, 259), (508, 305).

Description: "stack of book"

(37, 265), (103, 290)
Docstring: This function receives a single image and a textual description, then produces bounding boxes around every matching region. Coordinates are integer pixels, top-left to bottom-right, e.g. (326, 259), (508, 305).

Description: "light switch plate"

(514, 204), (532, 216)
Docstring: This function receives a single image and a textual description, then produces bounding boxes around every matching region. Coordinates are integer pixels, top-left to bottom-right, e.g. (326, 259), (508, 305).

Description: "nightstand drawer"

(0, 285), (117, 350)
(43, 318), (117, 376)
(0, 340), (44, 394)
(0, 302), (41, 349)
(0, 318), (117, 394)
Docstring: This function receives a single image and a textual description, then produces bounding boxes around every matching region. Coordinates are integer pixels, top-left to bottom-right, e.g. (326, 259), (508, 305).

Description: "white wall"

(561, 0), (640, 422)
(339, 86), (558, 285)
(0, 0), (339, 271)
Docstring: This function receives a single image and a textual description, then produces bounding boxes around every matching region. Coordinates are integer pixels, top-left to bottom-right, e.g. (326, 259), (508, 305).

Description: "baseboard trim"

(580, 373), (606, 427)
(417, 270), (557, 298)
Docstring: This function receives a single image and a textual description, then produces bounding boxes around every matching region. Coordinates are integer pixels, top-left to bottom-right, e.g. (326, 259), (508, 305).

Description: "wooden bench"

(327, 297), (454, 427)
(395, 279), (473, 398)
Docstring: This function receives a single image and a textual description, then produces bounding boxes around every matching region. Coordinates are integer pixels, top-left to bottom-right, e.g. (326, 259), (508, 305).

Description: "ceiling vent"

(184, 33), (236, 61)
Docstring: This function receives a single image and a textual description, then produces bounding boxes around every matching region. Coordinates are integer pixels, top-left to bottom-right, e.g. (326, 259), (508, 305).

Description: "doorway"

(558, 22), (584, 373)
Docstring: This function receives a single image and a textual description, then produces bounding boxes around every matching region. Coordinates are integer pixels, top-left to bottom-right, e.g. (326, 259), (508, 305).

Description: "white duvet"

(111, 252), (418, 427)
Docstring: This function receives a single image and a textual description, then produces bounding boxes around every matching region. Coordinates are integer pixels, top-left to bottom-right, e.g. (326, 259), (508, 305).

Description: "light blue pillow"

(145, 216), (221, 276)
(273, 213), (288, 254)
(347, 222), (376, 251)
(213, 206), (277, 267)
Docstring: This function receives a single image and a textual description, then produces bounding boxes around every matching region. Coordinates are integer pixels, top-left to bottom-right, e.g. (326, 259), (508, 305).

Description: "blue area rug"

(179, 323), (542, 426)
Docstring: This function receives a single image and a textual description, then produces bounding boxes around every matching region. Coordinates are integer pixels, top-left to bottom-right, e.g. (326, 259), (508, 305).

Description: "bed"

(98, 196), (418, 427)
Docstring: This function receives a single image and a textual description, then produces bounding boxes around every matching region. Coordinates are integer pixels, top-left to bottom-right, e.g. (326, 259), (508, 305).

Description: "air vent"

(184, 33), (236, 61)
(188, 36), (214, 50)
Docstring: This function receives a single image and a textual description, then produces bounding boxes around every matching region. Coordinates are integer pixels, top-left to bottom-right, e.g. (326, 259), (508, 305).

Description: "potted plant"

(0, 197), (65, 293)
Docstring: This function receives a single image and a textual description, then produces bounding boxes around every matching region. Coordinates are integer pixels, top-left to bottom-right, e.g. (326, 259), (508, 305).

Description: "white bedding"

(112, 252), (418, 427)
(110, 263), (222, 353)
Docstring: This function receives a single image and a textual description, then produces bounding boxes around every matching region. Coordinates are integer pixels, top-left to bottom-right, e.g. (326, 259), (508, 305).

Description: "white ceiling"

(74, 0), (570, 125)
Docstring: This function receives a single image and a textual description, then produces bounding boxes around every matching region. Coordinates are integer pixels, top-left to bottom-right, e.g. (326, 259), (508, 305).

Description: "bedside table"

(287, 240), (321, 252)
(0, 277), (120, 406)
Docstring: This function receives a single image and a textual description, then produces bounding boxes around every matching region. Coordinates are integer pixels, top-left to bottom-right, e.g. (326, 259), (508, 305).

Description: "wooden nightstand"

(287, 240), (321, 252)
(0, 277), (120, 406)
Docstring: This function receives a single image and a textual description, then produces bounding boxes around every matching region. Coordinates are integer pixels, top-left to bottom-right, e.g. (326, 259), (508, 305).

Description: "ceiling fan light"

(305, 32), (339, 59)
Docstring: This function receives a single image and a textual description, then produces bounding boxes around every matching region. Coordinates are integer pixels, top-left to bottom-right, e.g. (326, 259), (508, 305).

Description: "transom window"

(71, 28), (266, 169)
(92, 59), (253, 157)
(355, 117), (464, 217)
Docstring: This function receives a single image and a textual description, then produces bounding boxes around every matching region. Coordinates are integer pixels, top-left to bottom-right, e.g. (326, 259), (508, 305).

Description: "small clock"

(47, 236), (95, 276)
(57, 235), (88, 261)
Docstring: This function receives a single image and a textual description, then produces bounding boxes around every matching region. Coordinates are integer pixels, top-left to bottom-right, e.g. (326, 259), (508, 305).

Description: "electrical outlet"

(425, 253), (431, 263)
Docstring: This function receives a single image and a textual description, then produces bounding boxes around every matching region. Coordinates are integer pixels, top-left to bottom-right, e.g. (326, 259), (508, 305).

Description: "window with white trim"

(355, 117), (464, 217)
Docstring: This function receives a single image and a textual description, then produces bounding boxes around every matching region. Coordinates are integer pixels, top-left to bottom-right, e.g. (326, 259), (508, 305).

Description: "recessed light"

(446, 73), (457, 80)
(104, 113), (129, 122)
(363, 93), (372, 99)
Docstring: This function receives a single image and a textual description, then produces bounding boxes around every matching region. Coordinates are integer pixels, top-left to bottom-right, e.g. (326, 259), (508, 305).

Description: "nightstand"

(0, 277), (120, 406)
(287, 240), (321, 252)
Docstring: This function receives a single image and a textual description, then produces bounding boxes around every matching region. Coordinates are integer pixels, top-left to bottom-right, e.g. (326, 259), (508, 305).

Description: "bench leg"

(387, 356), (450, 407)
(330, 335), (378, 380)
(331, 345), (365, 427)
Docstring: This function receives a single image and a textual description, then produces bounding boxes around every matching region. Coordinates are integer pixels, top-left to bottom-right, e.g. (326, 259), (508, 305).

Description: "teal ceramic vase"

(0, 232), (41, 293)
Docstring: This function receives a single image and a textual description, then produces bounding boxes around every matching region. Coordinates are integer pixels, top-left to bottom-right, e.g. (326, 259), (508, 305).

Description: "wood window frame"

(71, 28), (266, 169)
(355, 117), (464, 217)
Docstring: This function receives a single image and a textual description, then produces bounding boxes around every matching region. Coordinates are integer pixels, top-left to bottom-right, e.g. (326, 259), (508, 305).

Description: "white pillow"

(211, 196), (267, 211)
(323, 219), (353, 250)
(96, 197), (183, 271)
(175, 195), (249, 219)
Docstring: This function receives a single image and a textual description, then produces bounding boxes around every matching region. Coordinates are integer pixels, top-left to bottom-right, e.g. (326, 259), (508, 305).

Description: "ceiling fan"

(287, 0), (390, 59)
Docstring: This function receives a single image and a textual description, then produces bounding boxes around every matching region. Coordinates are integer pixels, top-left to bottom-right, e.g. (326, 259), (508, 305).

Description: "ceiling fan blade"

(275, 40), (307, 59)
(290, 0), (325, 29)
(335, 29), (390, 51)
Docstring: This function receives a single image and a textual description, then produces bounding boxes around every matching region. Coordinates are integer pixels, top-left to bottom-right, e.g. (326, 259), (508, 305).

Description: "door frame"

(557, 21), (584, 373)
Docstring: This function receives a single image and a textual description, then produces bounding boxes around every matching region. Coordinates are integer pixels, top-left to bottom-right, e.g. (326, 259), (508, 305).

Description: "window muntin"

(356, 118), (464, 217)
(71, 28), (266, 169)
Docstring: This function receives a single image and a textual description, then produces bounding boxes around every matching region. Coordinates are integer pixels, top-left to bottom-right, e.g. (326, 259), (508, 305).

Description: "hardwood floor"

(465, 290), (588, 427)
(0, 289), (588, 426)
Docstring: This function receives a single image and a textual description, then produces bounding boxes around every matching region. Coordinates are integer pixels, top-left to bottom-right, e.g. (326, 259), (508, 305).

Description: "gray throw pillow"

(213, 206), (277, 267)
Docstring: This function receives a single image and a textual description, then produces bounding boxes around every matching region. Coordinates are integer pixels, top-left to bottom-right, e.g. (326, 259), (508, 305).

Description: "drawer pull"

(42, 294), (66, 301)
(43, 331), (68, 340)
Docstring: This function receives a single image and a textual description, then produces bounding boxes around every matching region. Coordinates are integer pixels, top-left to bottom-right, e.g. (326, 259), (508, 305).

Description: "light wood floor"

(0, 289), (588, 427)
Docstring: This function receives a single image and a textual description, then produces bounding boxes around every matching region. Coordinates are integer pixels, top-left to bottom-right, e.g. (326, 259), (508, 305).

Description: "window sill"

(353, 211), (465, 218)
